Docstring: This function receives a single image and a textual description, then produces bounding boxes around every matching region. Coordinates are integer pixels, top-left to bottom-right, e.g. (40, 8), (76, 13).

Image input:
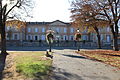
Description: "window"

(70, 28), (74, 33)
(35, 28), (38, 32)
(63, 35), (68, 40)
(106, 27), (110, 32)
(35, 35), (38, 40)
(6, 26), (10, 30)
(27, 35), (32, 40)
(101, 34), (104, 40)
(82, 35), (87, 40)
(28, 28), (31, 32)
(41, 35), (45, 40)
(64, 28), (67, 33)
(70, 35), (74, 40)
(56, 28), (60, 32)
(42, 27), (45, 32)
(106, 35), (111, 42)
(14, 34), (18, 40)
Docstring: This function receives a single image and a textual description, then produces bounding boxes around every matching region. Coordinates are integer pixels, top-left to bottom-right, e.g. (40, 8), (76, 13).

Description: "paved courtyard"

(51, 49), (120, 80)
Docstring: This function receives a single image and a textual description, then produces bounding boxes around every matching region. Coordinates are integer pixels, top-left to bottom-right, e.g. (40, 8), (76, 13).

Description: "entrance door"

(35, 36), (38, 40)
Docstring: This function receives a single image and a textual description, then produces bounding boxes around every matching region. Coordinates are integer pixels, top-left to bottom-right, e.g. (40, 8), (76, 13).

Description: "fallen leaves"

(77, 50), (120, 69)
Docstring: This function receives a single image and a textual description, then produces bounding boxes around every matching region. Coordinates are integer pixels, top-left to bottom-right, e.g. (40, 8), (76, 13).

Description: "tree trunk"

(113, 34), (119, 51)
(110, 25), (119, 51)
(96, 34), (101, 49)
(49, 42), (51, 52)
(1, 22), (7, 54)
(94, 26), (101, 49)
(1, 4), (8, 55)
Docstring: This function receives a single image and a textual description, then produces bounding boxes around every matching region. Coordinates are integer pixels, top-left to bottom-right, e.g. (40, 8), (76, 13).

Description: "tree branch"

(5, 0), (20, 16)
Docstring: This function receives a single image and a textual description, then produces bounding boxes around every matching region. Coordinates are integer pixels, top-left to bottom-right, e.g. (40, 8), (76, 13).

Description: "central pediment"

(49, 20), (69, 26)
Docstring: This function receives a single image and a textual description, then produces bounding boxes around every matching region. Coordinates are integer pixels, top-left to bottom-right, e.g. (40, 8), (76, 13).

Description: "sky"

(30, 0), (72, 22)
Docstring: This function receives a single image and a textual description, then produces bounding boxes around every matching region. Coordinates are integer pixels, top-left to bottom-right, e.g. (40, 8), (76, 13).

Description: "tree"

(71, 1), (109, 49)
(0, 0), (33, 55)
(71, 0), (120, 51)
(6, 20), (26, 40)
(94, 0), (120, 51)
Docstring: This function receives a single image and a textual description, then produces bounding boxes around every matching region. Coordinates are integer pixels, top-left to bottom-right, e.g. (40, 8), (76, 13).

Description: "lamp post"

(46, 29), (54, 52)
(75, 29), (81, 51)
(56, 32), (60, 47)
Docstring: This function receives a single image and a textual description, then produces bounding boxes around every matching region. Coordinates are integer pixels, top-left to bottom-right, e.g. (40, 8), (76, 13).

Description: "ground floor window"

(63, 35), (68, 40)
(82, 35), (88, 40)
(41, 35), (45, 40)
(35, 35), (38, 40)
(69, 35), (74, 40)
(106, 35), (111, 42)
(13, 33), (19, 40)
(27, 35), (32, 40)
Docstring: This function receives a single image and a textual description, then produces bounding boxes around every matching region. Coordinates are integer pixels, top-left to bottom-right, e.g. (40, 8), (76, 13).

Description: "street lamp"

(46, 29), (54, 52)
(77, 29), (80, 33)
(75, 29), (81, 51)
(56, 32), (60, 47)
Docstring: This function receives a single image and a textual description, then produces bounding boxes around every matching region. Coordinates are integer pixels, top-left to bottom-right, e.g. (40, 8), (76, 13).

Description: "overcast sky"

(30, 0), (72, 22)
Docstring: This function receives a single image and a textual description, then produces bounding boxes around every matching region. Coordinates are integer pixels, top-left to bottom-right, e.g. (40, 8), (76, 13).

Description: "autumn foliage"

(78, 50), (120, 69)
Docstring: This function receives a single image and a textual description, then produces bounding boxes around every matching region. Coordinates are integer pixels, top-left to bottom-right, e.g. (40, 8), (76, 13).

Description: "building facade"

(5, 20), (120, 47)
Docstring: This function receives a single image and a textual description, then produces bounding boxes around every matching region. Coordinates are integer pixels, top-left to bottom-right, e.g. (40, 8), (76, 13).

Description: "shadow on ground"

(62, 54), (87, 59)
(0, 54), (8, 80)
(50, 67), (110, 80)
(51, 67), (84, 80)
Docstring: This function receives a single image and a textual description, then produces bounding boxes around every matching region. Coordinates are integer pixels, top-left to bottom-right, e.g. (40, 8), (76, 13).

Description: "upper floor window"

(106, 27), (110, 32)
(70, 28), (74, 33)
(6, 26), (10, 30)
(35, 28), (38, 32)
(56, 28), (60, 32)
(42, 27), (45, 32)
(64, 28), (67, 33)
(28, 28), (31, 32)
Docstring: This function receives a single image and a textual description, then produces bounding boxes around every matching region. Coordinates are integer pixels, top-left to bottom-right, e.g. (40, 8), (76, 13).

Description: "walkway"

(51, 49), (120, 80)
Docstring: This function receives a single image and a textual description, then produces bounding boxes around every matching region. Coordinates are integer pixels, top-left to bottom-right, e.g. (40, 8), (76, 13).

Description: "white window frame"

(27, 35), (32, 40)
(14, 33), (19, 40)
(42, 27), (45, 32)
(64, 28), (67, 33)
(70, 28), (74, 33)
(69, 35), (74, 40)
(63, 35), (68, 40)
(28, 28), (31, 32)
(41, 35), (45, 40)
(56, 27), (60, 32)
(35, 28), (38, 32)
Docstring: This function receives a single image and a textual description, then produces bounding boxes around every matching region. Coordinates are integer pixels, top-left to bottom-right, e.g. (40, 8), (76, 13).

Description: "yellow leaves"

(78, 50), (120, 68)
(6, 20), (26, 29)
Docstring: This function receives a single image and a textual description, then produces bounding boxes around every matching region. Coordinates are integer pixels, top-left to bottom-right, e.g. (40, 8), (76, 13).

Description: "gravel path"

(51, 49), (120, 80)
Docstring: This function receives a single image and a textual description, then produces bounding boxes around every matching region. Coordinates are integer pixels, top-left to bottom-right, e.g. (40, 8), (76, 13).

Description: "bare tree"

(94, 0), (120, 51)
(0, 0), (34, 55)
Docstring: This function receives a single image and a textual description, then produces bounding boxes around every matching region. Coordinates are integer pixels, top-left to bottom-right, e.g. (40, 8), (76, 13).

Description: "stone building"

(5, 20), (120, 47)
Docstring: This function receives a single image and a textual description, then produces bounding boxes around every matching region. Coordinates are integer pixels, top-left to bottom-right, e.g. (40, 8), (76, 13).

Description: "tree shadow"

(0, 54), (8, 80)
(103, 54), (120, 57)
(62, 54), (87, 59)
(50, 67), (84, 80)
(51, 67), (110, 80)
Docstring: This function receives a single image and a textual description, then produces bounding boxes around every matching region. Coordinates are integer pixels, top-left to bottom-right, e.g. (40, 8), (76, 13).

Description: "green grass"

(12, 51), (52, 79)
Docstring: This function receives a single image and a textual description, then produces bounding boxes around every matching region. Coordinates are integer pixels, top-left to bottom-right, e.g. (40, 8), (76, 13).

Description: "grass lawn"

(4, 51), (52, 80)
(77, 50), (120, 69)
